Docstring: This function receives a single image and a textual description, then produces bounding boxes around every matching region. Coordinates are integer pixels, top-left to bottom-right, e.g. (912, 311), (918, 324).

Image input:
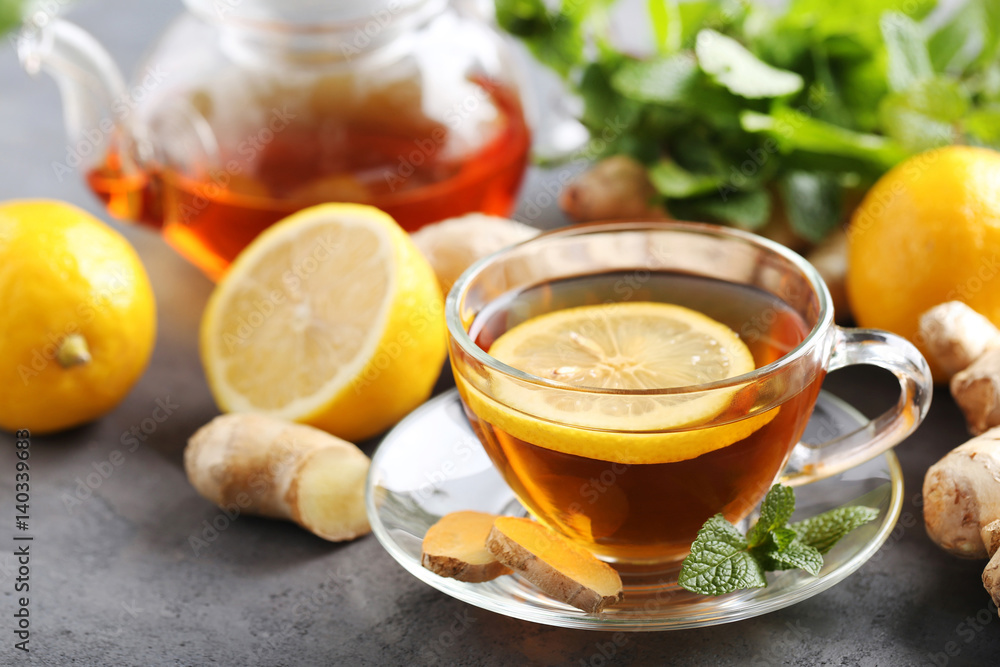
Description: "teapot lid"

(185, 0), (431, 29)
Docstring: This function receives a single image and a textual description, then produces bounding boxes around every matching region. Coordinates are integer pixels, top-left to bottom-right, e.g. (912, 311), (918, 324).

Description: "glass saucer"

(365, 389), (903, 631)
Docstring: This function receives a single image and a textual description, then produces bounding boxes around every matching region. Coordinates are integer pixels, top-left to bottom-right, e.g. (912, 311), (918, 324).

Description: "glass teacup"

(446, 221), (931, 565)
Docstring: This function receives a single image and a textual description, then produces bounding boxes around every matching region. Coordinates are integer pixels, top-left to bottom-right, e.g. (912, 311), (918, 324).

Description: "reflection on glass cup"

(446, 222), (932, 565)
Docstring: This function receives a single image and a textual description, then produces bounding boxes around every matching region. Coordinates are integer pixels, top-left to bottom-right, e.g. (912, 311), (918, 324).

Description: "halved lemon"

(200, 203), (447, 441)
(459, 302), (778, 464)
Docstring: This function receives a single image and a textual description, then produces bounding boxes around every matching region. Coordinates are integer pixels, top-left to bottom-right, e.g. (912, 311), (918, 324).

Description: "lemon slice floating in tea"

(490, 302), (753, 393)
(460, 302), (779, 464)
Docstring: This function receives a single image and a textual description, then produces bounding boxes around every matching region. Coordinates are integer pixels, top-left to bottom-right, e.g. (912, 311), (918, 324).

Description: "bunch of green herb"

(497, 0), (1000, 242)
(678, 483), (879, 595)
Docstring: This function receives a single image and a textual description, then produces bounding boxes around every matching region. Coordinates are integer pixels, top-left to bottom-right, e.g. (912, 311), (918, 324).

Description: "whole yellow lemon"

(846, 146), (1000, 379)
(0, 201), (156, 433)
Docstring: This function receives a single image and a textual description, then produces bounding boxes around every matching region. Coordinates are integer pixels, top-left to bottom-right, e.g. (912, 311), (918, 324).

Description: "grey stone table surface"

(0, 1), (997, 665)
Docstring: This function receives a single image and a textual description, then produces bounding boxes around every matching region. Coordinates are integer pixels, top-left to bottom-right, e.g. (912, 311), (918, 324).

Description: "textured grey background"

(0, 1), (997, 665)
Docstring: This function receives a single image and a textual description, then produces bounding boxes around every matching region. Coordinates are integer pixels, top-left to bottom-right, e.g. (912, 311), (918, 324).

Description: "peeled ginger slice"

(486, 517), (624, 613)
(422, 511), (513, 583)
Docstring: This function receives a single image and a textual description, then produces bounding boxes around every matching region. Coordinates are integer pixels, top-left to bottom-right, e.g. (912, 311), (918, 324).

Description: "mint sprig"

(676, 515), (767, 596)
(678, 484), (879, 596)
(745, 483), (795, 547)
(791, 505), (882, 555)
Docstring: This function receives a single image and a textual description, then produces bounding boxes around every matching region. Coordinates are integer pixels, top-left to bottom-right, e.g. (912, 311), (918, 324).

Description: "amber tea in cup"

(447, 222), (932, 566)
(467, 272), (820, 562)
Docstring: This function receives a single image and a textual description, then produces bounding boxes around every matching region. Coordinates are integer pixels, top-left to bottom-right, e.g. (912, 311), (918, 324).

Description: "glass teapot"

(19, 0), (531, 278)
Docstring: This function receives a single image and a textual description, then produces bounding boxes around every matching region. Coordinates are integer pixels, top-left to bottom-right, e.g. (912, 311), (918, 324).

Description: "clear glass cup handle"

(782, 328), (933, 486)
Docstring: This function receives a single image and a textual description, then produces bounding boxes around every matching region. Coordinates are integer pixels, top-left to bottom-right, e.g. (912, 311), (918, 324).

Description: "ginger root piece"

(982, 520), (1000, 609)
(185, 413), (371, 542)
(421, 511), (512, 583)
(411, 214), (539, 295)
(917, 301), (1000, 434)
(559, 155), (666, 223)
(486, 517), (623, 613)
(923, 428), (1000, 559)
(919, 301), (1000, 382)
(952, 349), (1000, 436)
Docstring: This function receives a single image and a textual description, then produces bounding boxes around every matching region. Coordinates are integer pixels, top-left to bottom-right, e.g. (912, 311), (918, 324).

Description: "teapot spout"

(17, 19), (132, 174)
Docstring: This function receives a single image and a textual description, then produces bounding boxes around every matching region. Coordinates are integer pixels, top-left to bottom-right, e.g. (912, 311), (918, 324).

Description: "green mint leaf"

(877, 106), (953, 154)
(791, 505), (880, 554)
(926, 0), (985, 74)
(741, 108), (908, 170)
(883, 77), (969, 122)
(668, 0), (747, 49)
(494, 0), (548, 38)
(673, 189), (772, 230)
(966, 106), (1000, 149)
(877, 77), (969, 153)
(678, 515), (767, 595)
(760, 541), (824, 575)
(778, 171), (843, 244)
(494, 0), (585, 78)
(769, 527), (798, 552)
(610, 54), (700, 105)
(746, 484), (796, 547)
(695, 29), (804, 99)
(779, 0), (935, 49)
(648, 160), (722, 198)
(880, 12), (933, 93)
(648, 0), (681, 53)
(977, 1), (1000, 70)
(837, 50), (892, 133)
(747, 527), (796, 565)
(578, 61), (643, 142)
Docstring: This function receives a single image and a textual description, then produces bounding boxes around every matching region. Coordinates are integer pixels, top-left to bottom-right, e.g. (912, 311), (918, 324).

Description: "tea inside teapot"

(24, 0), (530, 278)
